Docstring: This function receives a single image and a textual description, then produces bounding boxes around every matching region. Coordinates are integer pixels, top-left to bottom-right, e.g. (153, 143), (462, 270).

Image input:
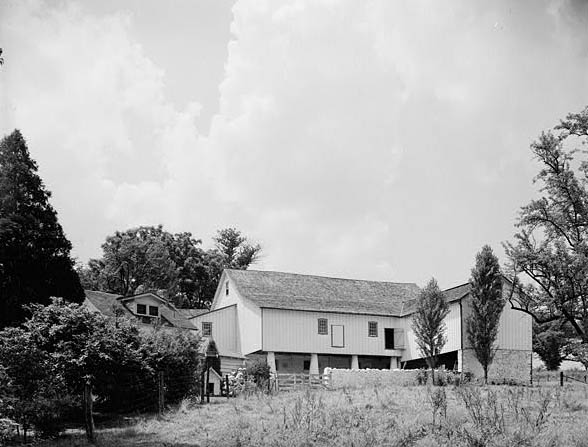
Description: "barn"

(190, 269), (532, 383)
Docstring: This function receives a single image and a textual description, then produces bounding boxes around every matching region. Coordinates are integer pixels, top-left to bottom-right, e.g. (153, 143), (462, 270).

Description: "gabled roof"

(84, 290), (126, 317)
(83, 290), (196, 330)
(179, 308), (210, 318)
(443, 283), (471, 303)
(400, 283), (471, 315)
(225, 269), (421, 316)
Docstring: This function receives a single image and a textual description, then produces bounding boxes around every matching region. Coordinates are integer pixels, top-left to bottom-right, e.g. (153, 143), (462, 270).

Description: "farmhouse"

(83, 290), (199, 330)
(191, 269), (533, 383)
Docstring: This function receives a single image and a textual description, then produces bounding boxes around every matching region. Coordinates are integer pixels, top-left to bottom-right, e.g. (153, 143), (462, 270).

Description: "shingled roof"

(84, 290), (196, 329)
(84, 290), (126, 317)
(225, 269), (421, 316)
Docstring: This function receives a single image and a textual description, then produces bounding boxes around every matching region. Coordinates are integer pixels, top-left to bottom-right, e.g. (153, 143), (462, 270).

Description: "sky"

(1, 0), (588, 289)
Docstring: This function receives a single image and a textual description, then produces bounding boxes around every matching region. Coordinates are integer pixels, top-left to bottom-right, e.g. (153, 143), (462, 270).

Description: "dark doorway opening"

(384, 328), (395, 349)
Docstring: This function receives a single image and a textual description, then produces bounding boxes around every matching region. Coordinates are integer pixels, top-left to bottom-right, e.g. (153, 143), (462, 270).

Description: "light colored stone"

(309, 353), (319, 375)
(267, 351), (276, 374)
(461, 348), (532, 384)
(326, 368), (418, 389)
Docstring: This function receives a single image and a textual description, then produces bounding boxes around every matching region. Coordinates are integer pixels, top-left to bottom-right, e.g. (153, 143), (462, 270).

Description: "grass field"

(41, 383), (588, 447)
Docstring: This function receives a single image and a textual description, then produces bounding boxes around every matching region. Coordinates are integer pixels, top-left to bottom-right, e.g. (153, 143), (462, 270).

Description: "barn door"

(385, 328), (395, 349)
(331, 325), (345, 347)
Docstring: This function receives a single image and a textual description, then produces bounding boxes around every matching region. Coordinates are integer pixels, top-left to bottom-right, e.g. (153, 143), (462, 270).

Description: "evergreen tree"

(412, 278), (450, 384)
(466, 245), (505, 384)
(0, 130), (83, 327)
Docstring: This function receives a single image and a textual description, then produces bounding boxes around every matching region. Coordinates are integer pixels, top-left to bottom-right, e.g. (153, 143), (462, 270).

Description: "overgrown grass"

(39, 383), (588, 447)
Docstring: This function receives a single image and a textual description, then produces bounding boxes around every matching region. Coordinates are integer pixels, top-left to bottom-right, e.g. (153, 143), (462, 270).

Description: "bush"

(246, 360), (270, 382)
(414, 369), (470, 386)
(0, 299), (203, 439)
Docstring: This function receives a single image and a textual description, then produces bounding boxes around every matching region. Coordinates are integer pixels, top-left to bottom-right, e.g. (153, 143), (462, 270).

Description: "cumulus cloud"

(2, 0), (588, 286)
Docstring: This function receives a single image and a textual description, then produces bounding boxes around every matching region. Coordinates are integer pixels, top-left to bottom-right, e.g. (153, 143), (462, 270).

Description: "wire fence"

(533, 370), (588, 386)
(80, 368), (233, 443)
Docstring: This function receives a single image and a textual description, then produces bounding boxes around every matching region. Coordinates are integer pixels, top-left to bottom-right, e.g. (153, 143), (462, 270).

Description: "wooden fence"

(275, 373), (329, 392)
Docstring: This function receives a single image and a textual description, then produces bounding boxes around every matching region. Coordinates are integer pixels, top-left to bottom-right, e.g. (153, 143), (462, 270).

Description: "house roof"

(225, 269), (421, 316)
(179, 308), (210, 318)
(84, 290), (126, 317)
(83, 290), (196, 330)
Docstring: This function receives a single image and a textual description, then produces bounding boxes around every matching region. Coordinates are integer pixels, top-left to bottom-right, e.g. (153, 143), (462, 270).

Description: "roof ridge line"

(229, 269), (418, 286)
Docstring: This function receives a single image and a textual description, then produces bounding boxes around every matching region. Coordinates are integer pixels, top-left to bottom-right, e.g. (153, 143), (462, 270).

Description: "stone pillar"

(267, 351), (277, 374)
(390, 356), (399, 370)
(457, 349), (463, 372)
(351, 355), (359, 370)
(309, 353), (319, 375)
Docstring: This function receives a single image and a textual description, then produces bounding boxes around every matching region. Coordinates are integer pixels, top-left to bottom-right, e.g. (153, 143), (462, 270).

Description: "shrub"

(246, 360), (271, 382)
(0, 299), (203, 439)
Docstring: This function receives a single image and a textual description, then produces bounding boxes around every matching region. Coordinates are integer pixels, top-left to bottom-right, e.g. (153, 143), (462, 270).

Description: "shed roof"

(225, 269), (421, 316)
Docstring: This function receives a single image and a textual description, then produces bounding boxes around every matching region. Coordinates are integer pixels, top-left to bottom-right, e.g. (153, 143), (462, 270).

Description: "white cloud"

(2, 0), (588, 287)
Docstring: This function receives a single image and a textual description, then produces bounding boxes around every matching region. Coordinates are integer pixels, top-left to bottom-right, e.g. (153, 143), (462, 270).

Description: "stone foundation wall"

(325, 368), (418, 389)
(461, 348), (532, 384)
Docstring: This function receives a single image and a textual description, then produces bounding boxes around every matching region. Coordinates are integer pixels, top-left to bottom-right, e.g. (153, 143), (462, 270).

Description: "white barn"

(191, 269), (532, 382)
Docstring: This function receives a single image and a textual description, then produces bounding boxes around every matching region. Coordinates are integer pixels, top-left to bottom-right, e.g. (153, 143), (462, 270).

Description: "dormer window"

(225, 281), (229, 296)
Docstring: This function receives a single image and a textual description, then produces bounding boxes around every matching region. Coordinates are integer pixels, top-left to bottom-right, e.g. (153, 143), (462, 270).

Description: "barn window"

(148, 305), (159, 317)
(136, 304), (147, 315)
(225, 281), (229, 296)
(318, 318), (328, 335)
(202, 322), (212, 337)
(368, 321), (378, 337)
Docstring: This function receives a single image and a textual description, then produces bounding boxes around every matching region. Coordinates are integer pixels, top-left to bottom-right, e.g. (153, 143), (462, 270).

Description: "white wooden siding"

(192, 305), (241, 357)
(208, 272), (263, 356)
(213, 272), (239, 308)
(262, 308), (403, 356)
(238, 296), (262, 355)
(461, 291), (531, 351)
(401, 300), (462, 362)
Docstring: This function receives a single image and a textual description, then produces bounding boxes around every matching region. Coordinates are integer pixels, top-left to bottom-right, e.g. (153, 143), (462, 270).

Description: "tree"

(504, 106), (588, 364)
(214, 227), (261, 269)
(533, 321), (565, 371)
(79, 225), (261, 309)
(412, 278), (450, 384)
(0, 298), (202, 438)
(0, 130), (83, 327)
(466, 245), (505, 384)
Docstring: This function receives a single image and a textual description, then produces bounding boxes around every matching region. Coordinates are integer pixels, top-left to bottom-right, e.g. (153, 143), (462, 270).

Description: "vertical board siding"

(192, 305), (240, 356)
(401, 301), (462, 362)
(461, 290), (531, 351)
(262, 309), (402, 356)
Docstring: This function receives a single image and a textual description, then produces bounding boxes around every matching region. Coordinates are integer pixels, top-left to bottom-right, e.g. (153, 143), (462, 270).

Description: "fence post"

(226, 375), (230, 399)
(158, 371), (165, 417)
(200, 369), (205, 404)
(560, 371), (564, 387)
(206, 366), (210, 403)
(84, 379), (95, 444)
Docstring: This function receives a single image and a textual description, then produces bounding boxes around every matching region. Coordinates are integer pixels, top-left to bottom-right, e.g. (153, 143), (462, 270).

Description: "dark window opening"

(385, 328), (395, 349)
(225, 281), (229, 296)
(136, 304), (147, 315)
(368, 321), (378, 337)
(303, 360), (310, 371)
(202, 322), (212, 336)
(148, 305), (158, 316)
